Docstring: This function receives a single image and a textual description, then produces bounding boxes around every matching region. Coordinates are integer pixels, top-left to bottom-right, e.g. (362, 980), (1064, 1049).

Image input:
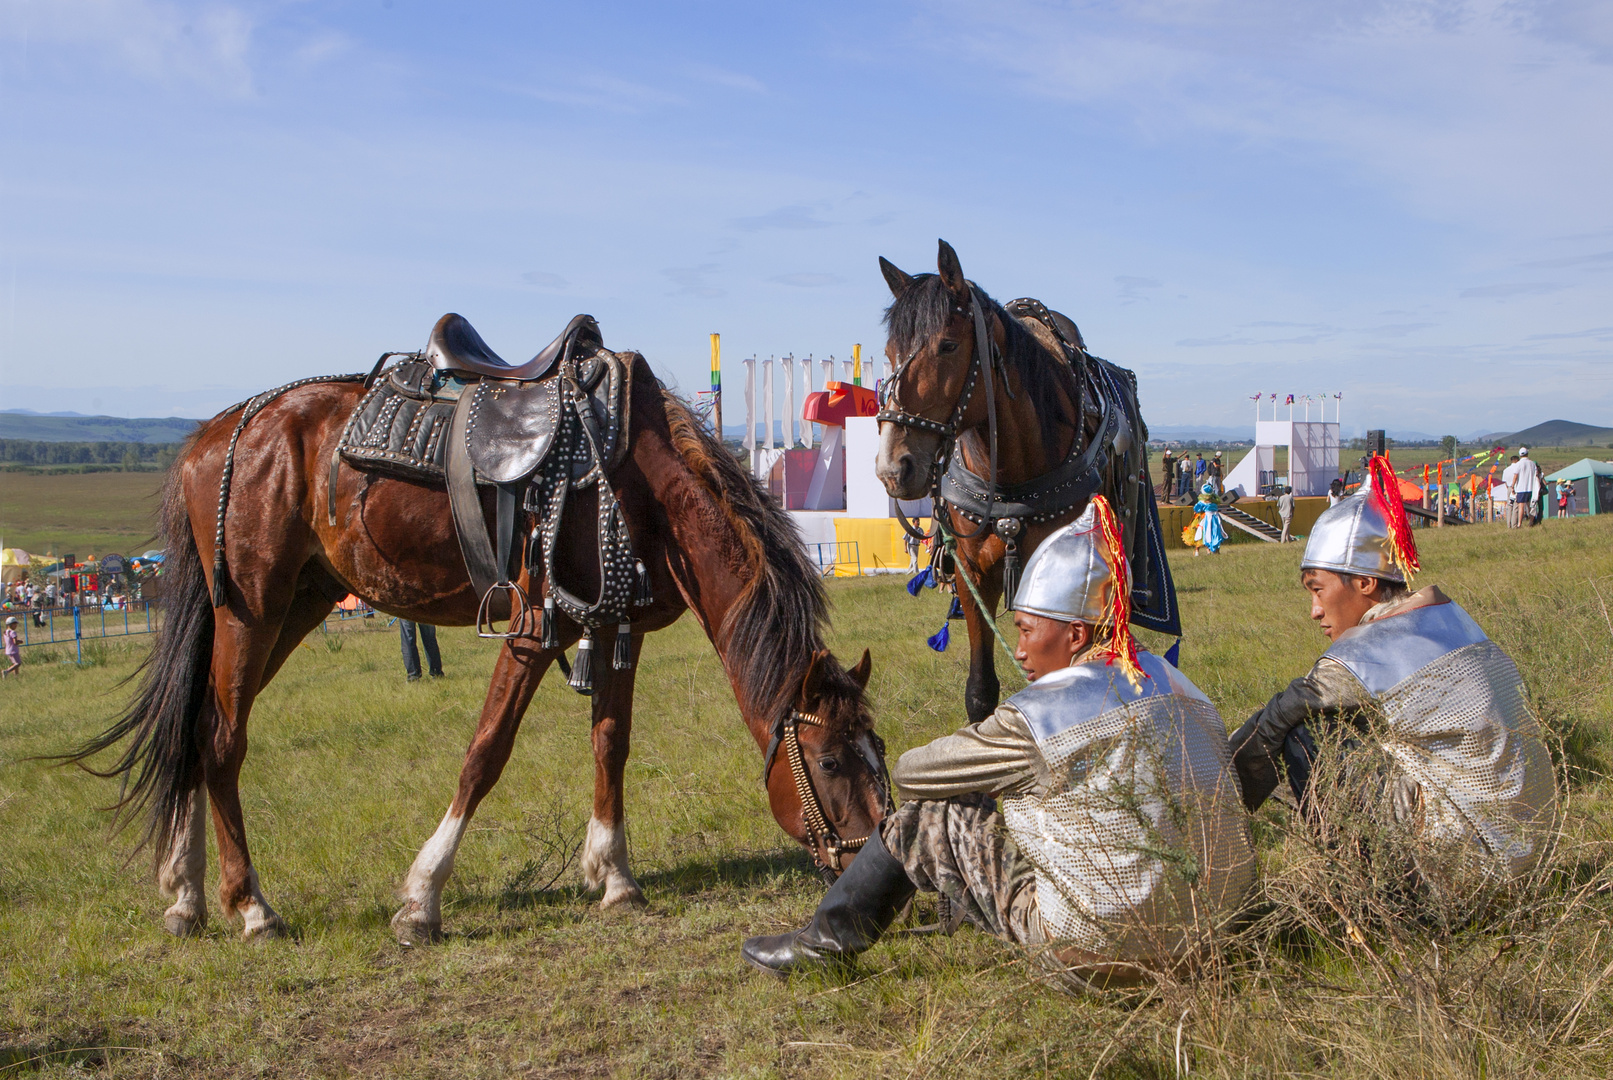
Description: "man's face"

(1012, 611), (1089, 681)
(1302, 569), (1382, 641)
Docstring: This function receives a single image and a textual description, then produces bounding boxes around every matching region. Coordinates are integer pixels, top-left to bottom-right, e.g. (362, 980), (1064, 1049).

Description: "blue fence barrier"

(10, 600), (160, 662)
(807, 541), (861, 577)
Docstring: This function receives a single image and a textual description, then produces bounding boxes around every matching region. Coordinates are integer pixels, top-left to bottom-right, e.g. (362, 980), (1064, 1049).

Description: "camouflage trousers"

(878, 793), (1041, 945)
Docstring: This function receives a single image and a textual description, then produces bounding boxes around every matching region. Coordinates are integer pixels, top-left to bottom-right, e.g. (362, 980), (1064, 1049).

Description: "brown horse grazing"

(69, 351), (889, 942)
(873, 240), (1176, 724)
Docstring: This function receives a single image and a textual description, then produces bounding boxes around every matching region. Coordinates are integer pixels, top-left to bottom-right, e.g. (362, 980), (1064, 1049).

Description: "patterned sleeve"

(891, 705), (1051, 802)
(1225, 657), (1374, 811)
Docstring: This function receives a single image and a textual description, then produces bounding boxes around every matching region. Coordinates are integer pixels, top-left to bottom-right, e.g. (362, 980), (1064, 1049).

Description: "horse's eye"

(817, 757), (840, 775)
(938, 339), (960, 355)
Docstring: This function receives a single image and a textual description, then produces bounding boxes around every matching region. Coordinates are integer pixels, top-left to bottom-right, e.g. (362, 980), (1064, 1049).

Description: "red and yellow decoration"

(1367, 454), (1420, 582)
(1090, 495), (1146, 687)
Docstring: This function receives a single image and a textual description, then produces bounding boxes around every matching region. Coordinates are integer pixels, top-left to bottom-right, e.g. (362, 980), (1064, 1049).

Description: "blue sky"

(1, 0), (1610, 434)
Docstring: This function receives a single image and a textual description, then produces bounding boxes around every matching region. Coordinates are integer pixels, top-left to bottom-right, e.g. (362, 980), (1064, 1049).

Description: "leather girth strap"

(447, 389), (518, 620)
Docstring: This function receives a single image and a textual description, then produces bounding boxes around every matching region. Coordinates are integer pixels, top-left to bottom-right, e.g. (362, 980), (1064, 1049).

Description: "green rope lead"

(935, 519), (1029, 680)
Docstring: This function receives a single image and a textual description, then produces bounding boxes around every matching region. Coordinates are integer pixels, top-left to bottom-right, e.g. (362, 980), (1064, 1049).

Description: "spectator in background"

(1160, 448), (1175, 500)
(1209, 451), (1224, 495)
(3, 616), (20, 677)
(399, 619), (444, 682)
(1559, 479), (1577, 518)
(1179, 456), (1192, 500)
(1500, 454), (1522, 527)
(1194, 453), (1207, 489)
(1278, 486), (1296, 542)
(1328, 478), (1344, 508)
(1505, 449), (1542, 529)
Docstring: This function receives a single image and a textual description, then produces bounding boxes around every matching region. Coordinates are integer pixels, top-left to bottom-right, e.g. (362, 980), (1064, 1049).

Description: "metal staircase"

(1219, 504), (1285, 543)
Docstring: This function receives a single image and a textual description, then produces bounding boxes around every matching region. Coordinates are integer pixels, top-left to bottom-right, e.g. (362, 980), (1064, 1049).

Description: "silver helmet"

(1013, 503), (1130, 624)
(1301, 465), (1416, 583)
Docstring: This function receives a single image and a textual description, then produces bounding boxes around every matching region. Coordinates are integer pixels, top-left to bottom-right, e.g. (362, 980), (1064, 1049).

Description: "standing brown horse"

(70, 348), (889, 942)
(873, 241), (1176, 724)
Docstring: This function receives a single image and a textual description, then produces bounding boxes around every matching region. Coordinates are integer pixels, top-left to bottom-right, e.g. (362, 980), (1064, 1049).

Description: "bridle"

(876, 284), (1010, 545)
(875, 285), (1130, 613)
(763, 708), (895, 880)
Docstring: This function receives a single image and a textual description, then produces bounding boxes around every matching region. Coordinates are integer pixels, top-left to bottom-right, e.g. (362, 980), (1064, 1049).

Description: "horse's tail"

(61, 452), (214, 862)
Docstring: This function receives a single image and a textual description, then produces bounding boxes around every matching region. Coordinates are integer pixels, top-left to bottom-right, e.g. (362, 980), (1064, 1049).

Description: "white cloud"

(508, 72), (684, 113)
(0, 0), (258, 96)
(918, 0), (1613, 237)
(770, 272), (842, 287)
(731, 204), (835, 231)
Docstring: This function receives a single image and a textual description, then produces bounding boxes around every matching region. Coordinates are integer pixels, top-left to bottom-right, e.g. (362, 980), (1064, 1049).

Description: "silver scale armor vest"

(1000, 652), (1256, 963)
(1322, 601), (1556, 876)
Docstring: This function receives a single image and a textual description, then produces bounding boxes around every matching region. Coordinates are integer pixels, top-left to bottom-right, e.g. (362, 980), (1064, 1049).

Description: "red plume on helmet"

(1367, 454), (1420, 581)
(1090, 495), (1145, 686)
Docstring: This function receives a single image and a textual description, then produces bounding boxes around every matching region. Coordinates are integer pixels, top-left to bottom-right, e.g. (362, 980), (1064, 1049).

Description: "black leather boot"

(741, 829), (916, 976)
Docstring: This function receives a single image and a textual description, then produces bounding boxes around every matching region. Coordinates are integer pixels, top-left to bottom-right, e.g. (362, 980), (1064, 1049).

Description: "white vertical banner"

(804, 353), (818, 446)
(742, 357), (755, 455)
(763, 357), (775, 451)
(842, 355), (855, 384)
(783, 355), (798, 447)
(821, 356), (835, 391)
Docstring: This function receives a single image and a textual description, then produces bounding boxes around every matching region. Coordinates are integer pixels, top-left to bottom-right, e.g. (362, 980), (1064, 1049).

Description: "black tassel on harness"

(1001, 539), (1021, 612)
(613, 622), (633, 671)
(568, 632), (594, 695)
(634, 560), (653, 607)
(540, 595), (559, 649)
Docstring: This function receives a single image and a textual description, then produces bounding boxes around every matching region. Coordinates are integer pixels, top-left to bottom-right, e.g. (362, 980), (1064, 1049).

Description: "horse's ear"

(800, 648), (831, 704)
(937, 239), (968, 301)
(848, 649), (872, 691)
(879, 256), (913, 297)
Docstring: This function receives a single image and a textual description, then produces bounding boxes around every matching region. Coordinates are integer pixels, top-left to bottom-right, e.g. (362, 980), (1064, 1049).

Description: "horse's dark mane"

(883, 273), (1075, 450)
(659, 390), (864, 731)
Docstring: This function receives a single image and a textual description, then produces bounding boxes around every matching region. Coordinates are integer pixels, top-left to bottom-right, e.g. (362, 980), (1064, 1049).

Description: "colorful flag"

(1284, 394), (1295, 405)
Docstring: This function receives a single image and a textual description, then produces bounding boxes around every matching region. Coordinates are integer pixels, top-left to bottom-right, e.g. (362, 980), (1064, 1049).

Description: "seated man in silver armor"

(742, 497), (1256, 989)
(1228, 457), (1557, 894)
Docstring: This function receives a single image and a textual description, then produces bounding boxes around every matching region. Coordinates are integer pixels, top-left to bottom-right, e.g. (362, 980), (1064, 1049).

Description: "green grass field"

(0, 472), (166, 559)
(2, 515), (1611, 1077)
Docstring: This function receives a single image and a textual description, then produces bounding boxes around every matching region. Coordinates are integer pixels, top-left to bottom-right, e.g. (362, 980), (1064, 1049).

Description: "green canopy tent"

(1544, 458), (1613, 518)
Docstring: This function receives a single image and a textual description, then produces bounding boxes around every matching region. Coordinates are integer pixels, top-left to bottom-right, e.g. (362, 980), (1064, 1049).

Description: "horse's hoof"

(163, 908), (206, 938)
(390, 903), (443, 945)
(599, 882), (647, 910)
(242, 915), (289, 942)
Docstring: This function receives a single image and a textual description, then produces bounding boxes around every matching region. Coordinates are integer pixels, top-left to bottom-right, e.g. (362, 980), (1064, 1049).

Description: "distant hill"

(1146, 425), (1252, 443)
(0, 412), (199, 443)
(1482, 420), (1613, 447)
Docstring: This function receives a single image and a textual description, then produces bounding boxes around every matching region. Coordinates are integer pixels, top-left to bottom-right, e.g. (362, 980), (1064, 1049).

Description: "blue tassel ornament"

(927, 622), (951, 652)
(947, 595), (964, 620)
(907, 567), (932, 596)
(1164, 639), (1182, 668)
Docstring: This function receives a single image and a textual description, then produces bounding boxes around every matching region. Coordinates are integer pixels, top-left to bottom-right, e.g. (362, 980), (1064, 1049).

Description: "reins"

(762, 708), (894, 878)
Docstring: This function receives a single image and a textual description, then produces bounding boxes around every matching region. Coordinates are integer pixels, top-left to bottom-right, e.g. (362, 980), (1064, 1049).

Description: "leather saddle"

(335, 313), (618, 485)
(426, 312), (600, 382)
(332, 312), (631, 630)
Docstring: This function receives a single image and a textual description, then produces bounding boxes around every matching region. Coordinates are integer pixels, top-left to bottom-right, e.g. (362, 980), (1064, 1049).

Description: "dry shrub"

(1075, 724), (1613, 1078)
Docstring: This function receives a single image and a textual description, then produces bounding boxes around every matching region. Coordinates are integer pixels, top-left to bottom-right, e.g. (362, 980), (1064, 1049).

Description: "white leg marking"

(391, 807), (468, 942)
(158, 786), (208, 937)
(582, 816), (645, 908)
(236, 867), (286, 939)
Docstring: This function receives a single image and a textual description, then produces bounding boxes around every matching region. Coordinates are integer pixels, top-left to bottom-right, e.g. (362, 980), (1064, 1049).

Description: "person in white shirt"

(1503, 449), (1542, 528)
